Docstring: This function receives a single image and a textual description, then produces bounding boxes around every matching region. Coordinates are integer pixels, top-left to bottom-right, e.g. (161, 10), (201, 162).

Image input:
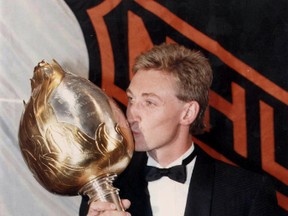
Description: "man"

(80, 43), (278, 216)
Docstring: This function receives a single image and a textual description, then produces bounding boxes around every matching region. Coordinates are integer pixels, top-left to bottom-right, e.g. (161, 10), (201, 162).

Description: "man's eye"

(127, 96), (134, 103)
(145, 100), (154, 106)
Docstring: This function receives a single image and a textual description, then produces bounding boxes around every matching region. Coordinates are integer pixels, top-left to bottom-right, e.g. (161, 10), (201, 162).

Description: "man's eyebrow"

(126, 88), (133, 96)
(142, 92), (160, 99)
(126, 89), (161, 99)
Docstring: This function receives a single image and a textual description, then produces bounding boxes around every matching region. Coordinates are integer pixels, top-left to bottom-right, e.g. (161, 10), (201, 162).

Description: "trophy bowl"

(18, 60), (134, 210)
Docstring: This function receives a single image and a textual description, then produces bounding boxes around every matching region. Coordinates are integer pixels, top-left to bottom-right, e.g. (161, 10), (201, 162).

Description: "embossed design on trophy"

(18, 60), (134, 210)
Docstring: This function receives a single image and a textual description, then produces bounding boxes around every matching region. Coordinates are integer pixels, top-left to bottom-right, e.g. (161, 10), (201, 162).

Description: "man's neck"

(147, 139), (193, 167)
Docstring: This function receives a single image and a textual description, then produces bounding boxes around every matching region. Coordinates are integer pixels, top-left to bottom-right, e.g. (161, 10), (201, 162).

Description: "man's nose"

(126, 102), (141, 123)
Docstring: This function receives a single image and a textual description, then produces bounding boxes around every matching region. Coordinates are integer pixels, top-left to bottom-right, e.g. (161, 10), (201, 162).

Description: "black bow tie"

(145, 149), (197, 184)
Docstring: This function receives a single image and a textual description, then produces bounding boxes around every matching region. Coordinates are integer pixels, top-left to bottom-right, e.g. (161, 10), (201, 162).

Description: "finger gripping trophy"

(18, 60), (134, 210)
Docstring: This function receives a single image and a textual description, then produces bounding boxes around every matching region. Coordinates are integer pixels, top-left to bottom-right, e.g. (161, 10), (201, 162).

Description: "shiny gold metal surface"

(18, 60), (134, 209)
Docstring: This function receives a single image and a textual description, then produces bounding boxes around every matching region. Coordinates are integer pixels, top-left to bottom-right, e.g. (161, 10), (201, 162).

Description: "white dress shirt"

(146, 144), (196, 216)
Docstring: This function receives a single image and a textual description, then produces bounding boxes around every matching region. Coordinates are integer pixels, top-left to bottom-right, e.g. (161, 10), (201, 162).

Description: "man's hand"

(87, 199), (131, 216)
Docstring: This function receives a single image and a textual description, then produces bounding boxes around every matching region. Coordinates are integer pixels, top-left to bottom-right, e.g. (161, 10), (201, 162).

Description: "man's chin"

(134, 144), (149, 152)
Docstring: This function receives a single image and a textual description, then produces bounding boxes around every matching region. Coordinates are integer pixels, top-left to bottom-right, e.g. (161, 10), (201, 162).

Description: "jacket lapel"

(117, 152), (153, 216)
(184, 146), (215, 216)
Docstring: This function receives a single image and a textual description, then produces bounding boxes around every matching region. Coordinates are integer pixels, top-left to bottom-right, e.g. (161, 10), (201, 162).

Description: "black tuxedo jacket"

(79, 145), (278, 216)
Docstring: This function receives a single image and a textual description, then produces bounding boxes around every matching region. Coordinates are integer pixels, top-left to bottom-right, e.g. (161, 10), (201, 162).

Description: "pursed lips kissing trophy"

(18, 60), (134, 211)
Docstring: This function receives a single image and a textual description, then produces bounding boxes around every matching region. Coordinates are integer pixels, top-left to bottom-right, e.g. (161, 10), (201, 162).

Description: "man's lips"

(129, 123), (142, 137)
(130, 127), (142, 137)
(131, 130), (141, 136)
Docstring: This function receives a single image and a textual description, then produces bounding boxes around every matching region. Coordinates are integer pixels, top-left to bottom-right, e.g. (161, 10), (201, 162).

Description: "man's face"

(126, 69), (188, 153)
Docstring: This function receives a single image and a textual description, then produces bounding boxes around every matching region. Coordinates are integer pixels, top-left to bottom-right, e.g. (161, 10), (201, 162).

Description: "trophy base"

(79, 173), (124, 211)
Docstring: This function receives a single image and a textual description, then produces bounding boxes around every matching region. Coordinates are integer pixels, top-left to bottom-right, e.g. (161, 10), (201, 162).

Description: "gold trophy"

(18, 60), (134, 210)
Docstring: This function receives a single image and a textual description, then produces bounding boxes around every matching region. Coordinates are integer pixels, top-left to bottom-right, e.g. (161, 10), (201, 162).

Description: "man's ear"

(180, 101), (200, 125)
